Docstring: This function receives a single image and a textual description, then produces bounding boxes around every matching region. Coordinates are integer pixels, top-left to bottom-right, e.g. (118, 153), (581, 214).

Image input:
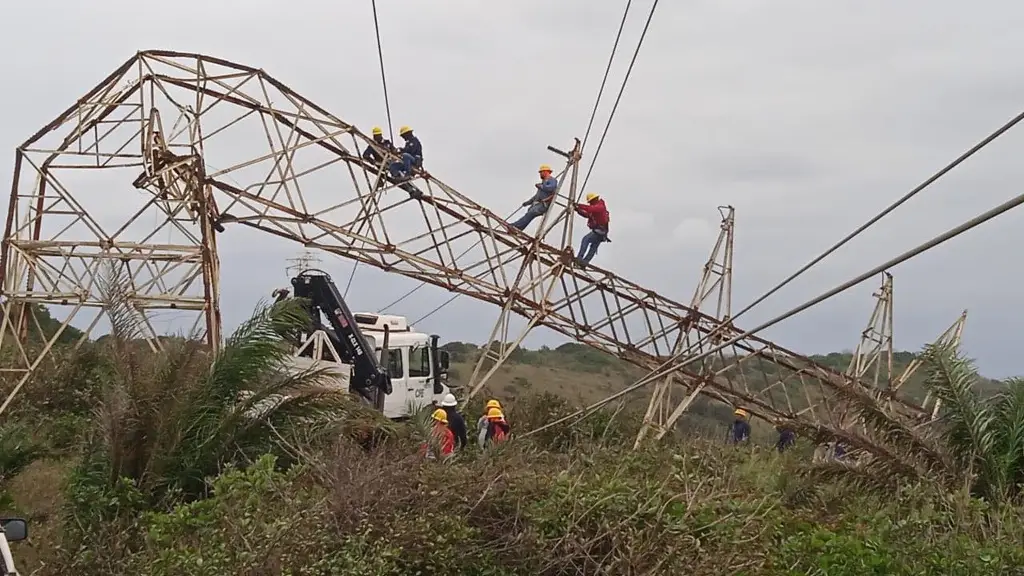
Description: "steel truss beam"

(633, 206), (734, 447)
(0, 51), (936, 436)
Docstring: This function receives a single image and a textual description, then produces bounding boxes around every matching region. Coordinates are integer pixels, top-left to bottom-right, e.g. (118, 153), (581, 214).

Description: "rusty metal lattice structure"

(0, 51), (943, 434)
(633, 206), (734, 447)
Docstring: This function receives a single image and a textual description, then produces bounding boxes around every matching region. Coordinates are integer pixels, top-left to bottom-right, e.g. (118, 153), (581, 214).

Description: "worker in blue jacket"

(388, 125), (423, 180)
(362, 126), (396, 165)
(510, 164), (558, 230)
(729, 408), (751, 444)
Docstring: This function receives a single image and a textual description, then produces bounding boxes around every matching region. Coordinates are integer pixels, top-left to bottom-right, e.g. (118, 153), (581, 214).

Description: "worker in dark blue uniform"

(775, 425), (796, 452)
(729, 408), (751, 444)
(362, 126), (396, 165)
(388, 125), (423, 180)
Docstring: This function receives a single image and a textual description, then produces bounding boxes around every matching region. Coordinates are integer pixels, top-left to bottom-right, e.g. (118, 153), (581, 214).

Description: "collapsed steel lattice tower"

(0, 51), (949, 436)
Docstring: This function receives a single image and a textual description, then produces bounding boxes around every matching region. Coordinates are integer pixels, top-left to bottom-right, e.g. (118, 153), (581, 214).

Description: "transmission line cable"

(371, 0), (394, 143)
(581, 0), (633, 151)
(524, 188), (1024, 437)
(346, 0), (394, 298)
(579, 0), (661, 196)
(690, 107), (1024, 344)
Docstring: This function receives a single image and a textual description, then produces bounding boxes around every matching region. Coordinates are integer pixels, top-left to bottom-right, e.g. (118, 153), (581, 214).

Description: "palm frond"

(920, 343), (1006, 500)
(989, 378), (1024, 500)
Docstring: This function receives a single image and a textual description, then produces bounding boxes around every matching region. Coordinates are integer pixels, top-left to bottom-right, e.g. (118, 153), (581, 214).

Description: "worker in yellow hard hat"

(509, 163), (559, 231)
(421, 408), (455, 459)
(482, 406), (510, 446)
(573, 191), (611, 267)
(729, 408), (751, 444)
(362, 125), (396, 165)
(477, 399), (506, 447)
(388, 125), (424, 181)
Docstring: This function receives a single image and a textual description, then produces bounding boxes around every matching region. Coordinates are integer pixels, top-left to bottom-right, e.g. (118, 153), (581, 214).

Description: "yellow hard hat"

(485, 399), (502, 410)
(734, 408), (749, 418)
(371, 126), (383, 135)
(585, 192), (599, 202)
(431, 408), (448, 424)
(486, 407), (504, 420)
(538, 164), (552, 173)
(399, 125), (413, 135)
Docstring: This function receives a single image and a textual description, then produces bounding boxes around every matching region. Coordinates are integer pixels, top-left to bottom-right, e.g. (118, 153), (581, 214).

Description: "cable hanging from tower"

(579, 0), (661, 197)
(342, 0), (395, 298)
(397, 0), (657, 321)
(581, 0), (634, 152)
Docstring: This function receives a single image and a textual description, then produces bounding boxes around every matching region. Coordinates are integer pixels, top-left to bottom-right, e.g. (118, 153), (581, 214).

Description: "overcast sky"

(3, 1), (1024, 377)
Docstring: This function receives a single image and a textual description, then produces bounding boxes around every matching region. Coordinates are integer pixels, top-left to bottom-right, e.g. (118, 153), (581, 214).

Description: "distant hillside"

(441, 341), (1009, 439)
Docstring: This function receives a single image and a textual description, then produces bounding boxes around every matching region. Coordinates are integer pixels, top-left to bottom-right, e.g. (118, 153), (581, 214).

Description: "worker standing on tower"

(388, 126), (424, 181)
(362, 126), (396, 165)
(573, 192), (610, 266)
(510, 164), (558, 230)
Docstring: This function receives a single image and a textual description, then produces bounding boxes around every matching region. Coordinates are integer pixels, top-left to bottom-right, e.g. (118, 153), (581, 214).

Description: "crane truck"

(272, 269), (452, 419)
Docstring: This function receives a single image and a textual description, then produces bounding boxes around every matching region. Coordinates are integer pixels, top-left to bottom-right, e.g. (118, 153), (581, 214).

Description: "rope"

(579, 0), (661, 196)
(523, 188), (1024, 437)
(347, 0), (394, 298)
(581, 0), (633, 151)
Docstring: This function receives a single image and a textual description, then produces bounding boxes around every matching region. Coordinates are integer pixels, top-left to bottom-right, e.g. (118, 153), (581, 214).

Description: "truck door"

(408, 344), (434, 405)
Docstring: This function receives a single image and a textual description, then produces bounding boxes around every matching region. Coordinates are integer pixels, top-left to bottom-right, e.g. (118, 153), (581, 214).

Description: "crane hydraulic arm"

(290, 270), (394, 399)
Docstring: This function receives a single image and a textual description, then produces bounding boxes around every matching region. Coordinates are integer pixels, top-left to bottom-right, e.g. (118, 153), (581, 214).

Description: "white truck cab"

(286, 312), (452, 420)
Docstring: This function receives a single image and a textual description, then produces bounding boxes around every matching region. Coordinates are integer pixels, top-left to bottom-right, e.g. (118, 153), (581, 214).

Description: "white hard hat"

(440, 393), (458, 407)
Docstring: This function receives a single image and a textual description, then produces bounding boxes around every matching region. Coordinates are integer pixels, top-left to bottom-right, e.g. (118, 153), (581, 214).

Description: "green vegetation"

(0, 303), (1021, 574)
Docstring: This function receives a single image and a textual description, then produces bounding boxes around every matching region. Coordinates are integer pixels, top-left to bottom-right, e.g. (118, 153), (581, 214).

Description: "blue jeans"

(389, 153), (421, 179)
(510, 203), (548, 230)
(577, 229), (606, 263)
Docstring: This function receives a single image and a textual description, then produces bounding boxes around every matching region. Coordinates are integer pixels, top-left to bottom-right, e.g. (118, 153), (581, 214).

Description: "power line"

(348, 0), (394, 298)
(523, 188), (1024, 438)
(580, 0), (661, 196)
(581, 0), (633, 151)
(681, 106), (1024, 351)
(371, 0), (394, 143)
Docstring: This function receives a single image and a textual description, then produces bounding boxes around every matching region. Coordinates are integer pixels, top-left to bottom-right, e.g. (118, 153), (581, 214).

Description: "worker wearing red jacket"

(421, 408), (455, 460)
(574, 192), (610, 266)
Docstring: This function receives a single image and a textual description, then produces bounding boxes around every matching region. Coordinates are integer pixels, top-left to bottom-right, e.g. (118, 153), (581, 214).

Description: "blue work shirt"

(362, 139), (393, 163)
(401, 135), (423, 159)
(530, 175), (558, 204)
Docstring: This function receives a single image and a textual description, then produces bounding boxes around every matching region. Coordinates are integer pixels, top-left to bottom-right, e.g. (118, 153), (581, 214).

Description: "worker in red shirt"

(422, 408), (455, 460)
(574, 192), (610, 266)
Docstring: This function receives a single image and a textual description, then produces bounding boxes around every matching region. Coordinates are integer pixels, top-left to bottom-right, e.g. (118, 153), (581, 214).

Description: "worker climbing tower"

(634, 206), (734, 447)
(0, 51), (956, 450)
(465, 142), (583, 399)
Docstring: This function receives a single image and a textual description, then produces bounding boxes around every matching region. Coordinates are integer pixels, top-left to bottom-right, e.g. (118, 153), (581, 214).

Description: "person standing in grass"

(438, 393), (468, 450)
(422, 408), (455, 460)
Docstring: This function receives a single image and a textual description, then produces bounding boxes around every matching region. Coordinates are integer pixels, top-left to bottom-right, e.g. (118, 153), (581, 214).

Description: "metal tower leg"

(465, 141), (582, 399)
(634, 206), (735, 447)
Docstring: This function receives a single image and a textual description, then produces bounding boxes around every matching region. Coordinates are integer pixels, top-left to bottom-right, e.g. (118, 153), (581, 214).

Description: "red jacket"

(576, 199), (609, 230)
(421, 423), (455, 458)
